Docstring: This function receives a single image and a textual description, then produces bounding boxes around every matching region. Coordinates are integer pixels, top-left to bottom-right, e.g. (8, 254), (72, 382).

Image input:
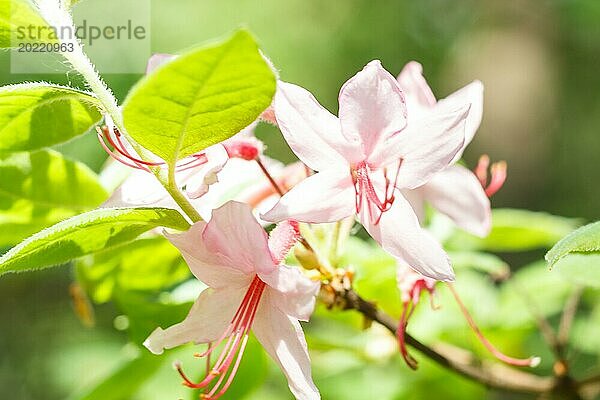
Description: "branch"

(342, 288), (554, 395)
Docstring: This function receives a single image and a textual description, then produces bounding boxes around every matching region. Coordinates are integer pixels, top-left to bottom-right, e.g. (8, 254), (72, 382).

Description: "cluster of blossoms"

(101, 57), (520, 400)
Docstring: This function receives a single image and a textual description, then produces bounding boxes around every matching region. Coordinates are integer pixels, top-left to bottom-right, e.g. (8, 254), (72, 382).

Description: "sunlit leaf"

(545, 221), (600, 267)
(122, 29), (276, 163)
(77, 237), (190, 303)
(446, 209), (580, 252)
(0, 0), (56, 48)
(554, 253), (600, 288)
(0, 149), (108, 246)
(0, 207), (190, 275)
(0, 83), (101, 152)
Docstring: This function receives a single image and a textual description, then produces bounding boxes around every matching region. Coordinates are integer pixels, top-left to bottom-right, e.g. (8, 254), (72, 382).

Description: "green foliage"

(448, 251), (510, 280)
(0, 83), (101, 151)
(69, 351), (165, 400)
(554, 253), (600, 288)
(76, 237), (190, 303)
(0, 207), (190, 275)
(546, 221), (600, 266)
(0, 149), (107, 247)
(122, 29), (276, 164)
(446, 209), (580, 252)
(114, 290), (193, 345)
(0, 0), (56, 48)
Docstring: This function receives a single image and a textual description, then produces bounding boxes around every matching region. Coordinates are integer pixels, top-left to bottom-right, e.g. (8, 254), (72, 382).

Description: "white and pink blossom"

(263, 60), (471, 281)
(144, 201), (320, 400)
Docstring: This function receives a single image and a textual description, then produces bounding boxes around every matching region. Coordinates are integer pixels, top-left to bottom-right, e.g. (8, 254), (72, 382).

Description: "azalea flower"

(396, 61), (492, 237)
(263, 60), (471, 280)
(144, 201), (321, 400)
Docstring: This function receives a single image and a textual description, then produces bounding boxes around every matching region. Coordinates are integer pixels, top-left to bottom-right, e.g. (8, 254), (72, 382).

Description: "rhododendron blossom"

(144, 201), (320, 400)
(263, 60), (472, 280)
(397, 61), (491, 237)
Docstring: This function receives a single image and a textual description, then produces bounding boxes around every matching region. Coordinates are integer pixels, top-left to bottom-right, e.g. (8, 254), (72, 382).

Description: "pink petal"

(261, 170), (355, 223)
(145, 53), (176, 74)
(435, 80), (484, 161)
(143, 286), (246, 354)
(253, 302), (320, 400)
(421, 165), (491, 237)
(203, 201), (277, 275)
(360, 193), (455, 281)
(184, 144), (229, 199)
(396, 61), (436, 115)
(165, 221), (253, 288)
(339, 60), (407, 159)
(260, 267), (320, 321)
(274, 81), (359, 171)
(102, 169), (174, 208)
(374, 104), (469, 188)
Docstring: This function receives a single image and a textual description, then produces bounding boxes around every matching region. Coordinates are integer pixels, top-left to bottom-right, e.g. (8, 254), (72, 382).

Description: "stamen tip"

(172, 360), (182, 370)
(529, 357), (541, 368)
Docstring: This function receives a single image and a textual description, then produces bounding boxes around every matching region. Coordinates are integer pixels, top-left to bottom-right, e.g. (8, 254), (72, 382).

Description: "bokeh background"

(1, 0), (599, 399)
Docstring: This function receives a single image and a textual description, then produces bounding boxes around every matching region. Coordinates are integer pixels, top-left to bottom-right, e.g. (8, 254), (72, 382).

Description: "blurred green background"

(1, 0), (599, 399)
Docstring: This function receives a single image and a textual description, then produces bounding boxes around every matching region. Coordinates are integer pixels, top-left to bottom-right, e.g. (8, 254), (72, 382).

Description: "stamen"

(447, 283), (540, 367)
(97, 125), (209, 173)
(176, 276), (267, 399)
(352, 160), (401, 224)
(255, 158), (285, 196)
(485, 161), (507, 197)
(474, 154), (507, 197)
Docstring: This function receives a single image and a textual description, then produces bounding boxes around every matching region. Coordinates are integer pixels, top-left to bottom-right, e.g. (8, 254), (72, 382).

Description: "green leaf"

(0, 83), (101, 152)
(0, 0), (56, 48)
(122, 29), (276, 163)
(545, 221), (600, 267)
(0, 149), (108, 246)
(77, 237), (190, 303)
(554, 253), (600, 288)
(448, 251), (510, 280)
(0, 207), (190, 275)
(69, 351), (165, 400)
(446, 209), (580, 252)
(114, 290), (193, 344)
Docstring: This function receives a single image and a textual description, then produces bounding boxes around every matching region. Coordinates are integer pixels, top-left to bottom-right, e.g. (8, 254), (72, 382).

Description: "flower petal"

(184, 144), (229, 199)
(253, 300), (320, 400)
(143, 286), (245, 354)
(339, 60), (407, 160)
(396, 61), (437, 115)
(435, 80), (484, 161)
(360, 193), (455, 281)
(164, 221), (252, 288)
(262, 170), (355, 223)
(260, 266), (320, 321)
(274, 81), (358, 170)
(102, 169), (174, 208)
(421, 165), (491, 237)
(375, 104), (469, 188)
(203, 201), (276, 275)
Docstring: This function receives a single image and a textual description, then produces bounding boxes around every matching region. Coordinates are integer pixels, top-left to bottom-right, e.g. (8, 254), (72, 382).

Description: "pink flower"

(263, 60), (471, 280)
(397, 61), (491, 237)
(144, 201), (321, 400)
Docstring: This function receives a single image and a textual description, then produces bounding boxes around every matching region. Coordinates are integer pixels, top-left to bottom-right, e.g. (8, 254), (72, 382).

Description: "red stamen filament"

(97, 125), (208, 173)
(474, 154), (507, 197)
(447, 283), (539, 367)
(176, 276), (266, 399)
(353, 160), (402, 224)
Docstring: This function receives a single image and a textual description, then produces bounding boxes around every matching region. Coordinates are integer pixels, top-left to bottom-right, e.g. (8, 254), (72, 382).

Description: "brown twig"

(342, 288), (555, 395)
(558, 286), (584, 346)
